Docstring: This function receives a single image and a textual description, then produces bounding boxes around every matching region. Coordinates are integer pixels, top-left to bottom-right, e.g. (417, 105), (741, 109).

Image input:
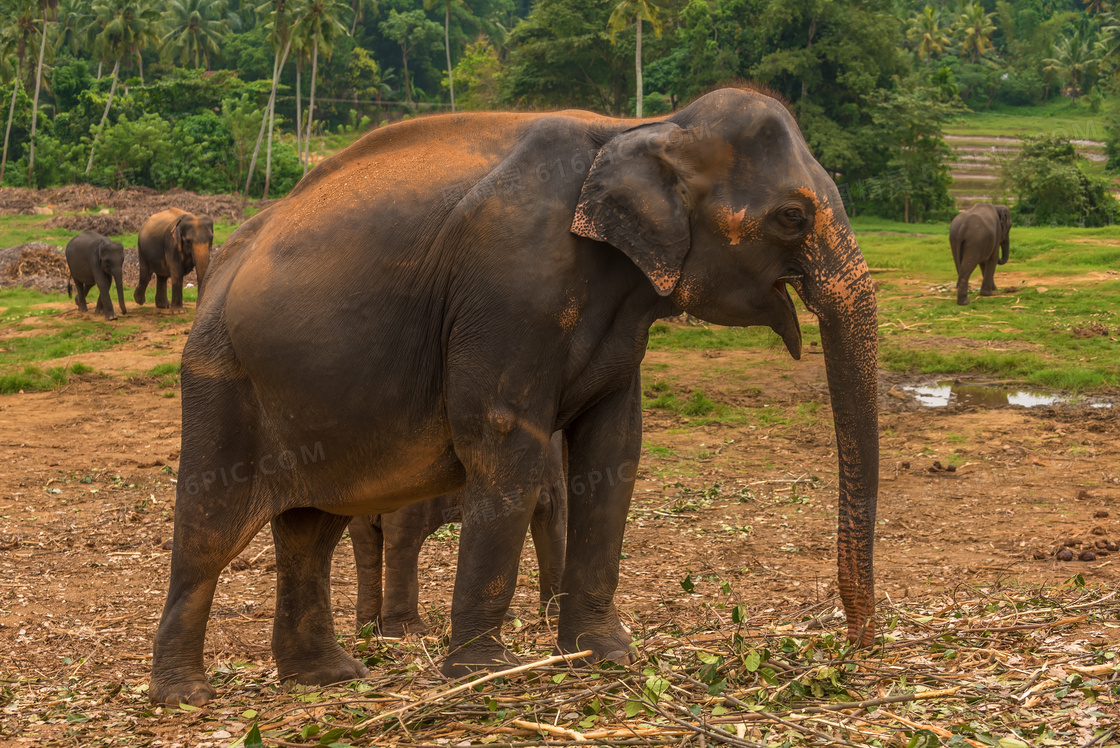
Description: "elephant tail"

(67, 278), (72, 298)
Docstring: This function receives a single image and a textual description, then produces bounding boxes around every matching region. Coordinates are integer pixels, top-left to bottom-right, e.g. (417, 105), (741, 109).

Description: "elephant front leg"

(272, 508), (370, 686)
(155, 276), (170, 309)
(442, 436), (547, 677)
(94, 273), (117, 321)
(170, 276), (186, 313)
(348, 517), (384, 632)
(555, 375), (641, 666)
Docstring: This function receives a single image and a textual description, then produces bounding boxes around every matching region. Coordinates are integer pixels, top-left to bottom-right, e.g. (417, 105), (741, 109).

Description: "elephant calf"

(949, 203), (1010, 305)
(65, 230), (127, 321)
(348, 432), (566, 636)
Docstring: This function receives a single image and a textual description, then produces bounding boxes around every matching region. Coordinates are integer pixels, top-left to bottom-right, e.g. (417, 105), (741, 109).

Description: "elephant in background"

(65, 230), (127, 321)
(135, 208), (214, 312)
(949, 203), (1010, 305)
(151, 87), (881, 707)
(348, 432), (566, 636)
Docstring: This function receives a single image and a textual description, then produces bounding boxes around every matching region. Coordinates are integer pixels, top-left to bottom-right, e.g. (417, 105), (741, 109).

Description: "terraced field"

(944, 102), (1117, 210)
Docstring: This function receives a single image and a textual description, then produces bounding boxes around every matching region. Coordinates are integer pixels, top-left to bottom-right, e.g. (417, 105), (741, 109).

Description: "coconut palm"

(1044, 29), (1102, 98)
(349, 0), (376, 34)
(292, 0), (350, 174)
(1099, 12), (1120, 65)
(908, 6), (950, 61)
(84, 0), (161, 174)
(1084, 0), (1111, 15)
(28, 0), (58, 186)
(423, 0), (467, 112)
(160, 0), (230, 69)
(54, 0), (94, 57)
(955, 2), (996, 63)
(607, 0), (662, 117)
(0, 0), (39, 184)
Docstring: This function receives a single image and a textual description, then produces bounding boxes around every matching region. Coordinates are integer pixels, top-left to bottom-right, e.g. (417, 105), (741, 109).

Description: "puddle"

(901, 380), (1113, 409)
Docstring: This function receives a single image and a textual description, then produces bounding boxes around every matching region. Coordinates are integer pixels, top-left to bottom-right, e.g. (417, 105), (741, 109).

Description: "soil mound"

(0, 242), (70, 294)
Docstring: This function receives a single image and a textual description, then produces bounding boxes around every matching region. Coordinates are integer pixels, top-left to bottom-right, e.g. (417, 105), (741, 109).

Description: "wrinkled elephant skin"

(65, 230), (128, 321)
(151, 88), (880, 706)
(135, 208), (214, 313)
(349, 431), (567, 636)
(949, 203), (1011, 305)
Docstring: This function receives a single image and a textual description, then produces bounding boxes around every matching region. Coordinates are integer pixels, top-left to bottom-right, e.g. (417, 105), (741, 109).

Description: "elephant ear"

(571, 122), (691, 296)
(171, 216), (186, 247)
(998, 205), (1011, 235)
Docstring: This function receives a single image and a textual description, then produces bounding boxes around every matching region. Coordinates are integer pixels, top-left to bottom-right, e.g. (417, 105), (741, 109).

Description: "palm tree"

(955, 2), (996, 63)
(349, 0), (375, 34)
(607, 0), (662, 117)
(1099, 12), (1120, 65)
(160, 0), (230, 69)
(54, 0), (93, 57)
(0, 0), (38, 184)
(1044, 29), (1102, 98)
(28, 0), (57, 187)
(423, 0), (466, 112)
(1084, 0), (1111, 15)
(245, 0), (296, 198)
(908, 6), (950, 61)
(84, 0), (161, 175)
(292, 0), (350, 175)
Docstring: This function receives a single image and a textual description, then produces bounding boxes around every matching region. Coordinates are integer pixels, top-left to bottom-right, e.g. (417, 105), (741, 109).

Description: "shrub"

(1002, 135), (1120, 227)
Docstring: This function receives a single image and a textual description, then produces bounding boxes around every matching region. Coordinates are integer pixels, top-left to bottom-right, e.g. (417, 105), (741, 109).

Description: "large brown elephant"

(150, 87), (880, 706)
(135, 208), (213, 312)
(949, 203), (1010, 305)
(349, 431), (566, 636)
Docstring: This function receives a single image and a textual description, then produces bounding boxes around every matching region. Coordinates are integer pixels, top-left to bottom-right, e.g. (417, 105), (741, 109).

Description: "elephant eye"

(778, 207), (807, 229)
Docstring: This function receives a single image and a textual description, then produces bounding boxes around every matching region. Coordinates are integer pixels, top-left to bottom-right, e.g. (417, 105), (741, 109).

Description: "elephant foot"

(103, 314), (118, 322)
(170, 305), (185, 314)
(441, 636), (521, 679)
(149, 672), (217, 707)
(956, 296), (970, 306)
(980, 288), (995, 297)
(555, 622), (636, 667)
(378, 614), (429, 638)
(155, 301), (169, 309)
(278, 649), (369, 687)
(134, 291), (145, 306)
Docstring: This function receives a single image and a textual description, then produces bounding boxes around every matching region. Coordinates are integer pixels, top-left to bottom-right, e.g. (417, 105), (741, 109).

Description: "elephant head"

(98, 237), (128, 315)
(995, 204), (1011, 265)
(172, 214), (214, 298)
(573, 88), (879, 645)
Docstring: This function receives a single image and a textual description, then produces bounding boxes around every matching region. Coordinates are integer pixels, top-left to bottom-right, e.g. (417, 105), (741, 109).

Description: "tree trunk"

(305, 35), (318, 178)
(85, 59), (120, 175)
(264, 39), (294, 198)
(634, 16), (642, 117)
(28, 8), (48, 186)
(1, 65), (21, 185)
(351, 0), (360, 34)
(401, 45), (413, 107)
(245, 36), (292, 198)
(136, 50), (144, 85)
(97, 61), (102, 79)
(295, 58), (303, 170)
(445, 4), (455, 112)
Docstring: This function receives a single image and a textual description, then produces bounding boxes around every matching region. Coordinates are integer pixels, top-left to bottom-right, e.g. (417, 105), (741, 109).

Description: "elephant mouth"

(772, 278), (803, 361)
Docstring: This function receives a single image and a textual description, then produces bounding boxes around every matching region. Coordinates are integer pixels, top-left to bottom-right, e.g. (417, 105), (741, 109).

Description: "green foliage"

(86, 112), (173, 189)
(448, 36), (501, 110)
(1002, 134), (1120, 226)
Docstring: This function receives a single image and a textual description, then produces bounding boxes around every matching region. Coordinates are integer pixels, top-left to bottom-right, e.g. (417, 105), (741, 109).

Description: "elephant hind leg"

(134, 254), (152, 306)
(272, 508), (369, 686)
(349, 516), (384, 632)
(979, 256), (998, 296)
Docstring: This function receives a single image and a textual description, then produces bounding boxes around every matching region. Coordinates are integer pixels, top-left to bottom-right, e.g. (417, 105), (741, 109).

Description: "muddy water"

(902, 380), (1114, 409)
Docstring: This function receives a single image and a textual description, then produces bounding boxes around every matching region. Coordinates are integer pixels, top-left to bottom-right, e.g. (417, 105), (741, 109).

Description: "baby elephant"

(949, 203), (1010, 305)
(348, 432), (567, 636)
(65, 230), (128, 321)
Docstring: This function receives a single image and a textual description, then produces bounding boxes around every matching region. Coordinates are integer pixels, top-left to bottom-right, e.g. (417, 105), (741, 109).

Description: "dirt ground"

(1, 300), (1118, 744)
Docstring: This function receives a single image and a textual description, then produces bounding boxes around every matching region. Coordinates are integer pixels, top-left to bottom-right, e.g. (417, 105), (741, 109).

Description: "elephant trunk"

(193, 244), (211, 303)
(796, 224), (880, 646)
(115, 267), (127, 314)
(998, 236), (1009, 266)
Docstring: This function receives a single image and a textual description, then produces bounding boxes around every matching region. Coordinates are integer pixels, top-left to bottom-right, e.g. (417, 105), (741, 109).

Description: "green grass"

(147, 362), (181, 389)
(0, 361), (94, 394)
(0, 216), (242, 249)
(945, 99), (1110, 140)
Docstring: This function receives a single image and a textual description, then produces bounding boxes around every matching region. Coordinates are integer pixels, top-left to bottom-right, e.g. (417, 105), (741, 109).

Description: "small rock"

(1062, 538), (1080, 548)
(1105, 540), (1119, 552)
(932, 460), (943, 470)
(1079, 550), (1097, 562)
(98, 209), (111, 215)
(1094, 510), (1110, 518)
(946, 464), (956, 473)
(1057, 548), (1074, 561)
(1091, 525), (1107, 536)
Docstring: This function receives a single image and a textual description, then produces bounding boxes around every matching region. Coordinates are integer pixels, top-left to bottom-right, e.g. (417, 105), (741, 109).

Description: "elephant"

(949, 203), (1010, 305)
(64, 230), (127, 321)
(150, 86), (880, 707)
(349, 431), (567, 636)
(134, 208), (214, 312)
